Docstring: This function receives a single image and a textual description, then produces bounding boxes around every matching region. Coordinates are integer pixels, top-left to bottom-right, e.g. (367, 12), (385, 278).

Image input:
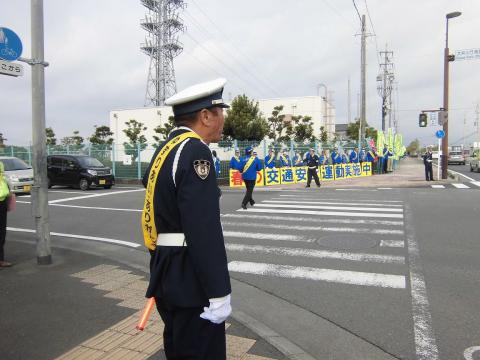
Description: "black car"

(47, 155), (115, 190)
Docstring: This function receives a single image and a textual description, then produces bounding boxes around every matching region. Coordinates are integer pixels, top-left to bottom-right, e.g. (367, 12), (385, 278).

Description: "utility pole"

(31, 0), (52, 264)
(347, 77), (351, 124)
(359, 14), (366, 149)
(377, 45), (394, 132)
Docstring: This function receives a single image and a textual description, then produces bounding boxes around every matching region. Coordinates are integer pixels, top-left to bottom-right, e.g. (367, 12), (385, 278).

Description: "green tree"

(319, 126), (328, 143)
(61, 130), (84, 152)
(267, 105), (286, 142)
(406, 138), (420, 154)
(346, 119), (378, 141)
(45, 127), (57, 146)
(123, 119), (147, 162)
(153, 115), (176, 146)
(89, 125), (114, 146)
(293, 115), (315, 143)
(223, 95), (268, 145)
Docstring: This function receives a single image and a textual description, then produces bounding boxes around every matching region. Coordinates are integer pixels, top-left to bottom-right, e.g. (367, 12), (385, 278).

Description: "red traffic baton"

(136, 297), (156, 331)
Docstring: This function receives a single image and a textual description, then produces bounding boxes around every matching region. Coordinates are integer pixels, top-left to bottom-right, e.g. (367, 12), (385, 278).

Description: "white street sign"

(0, 59), (23, 76)
(455, 48), (480, 61)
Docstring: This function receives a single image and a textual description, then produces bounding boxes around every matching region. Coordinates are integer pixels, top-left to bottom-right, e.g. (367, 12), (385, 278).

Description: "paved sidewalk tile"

(55, 265), (284, 360)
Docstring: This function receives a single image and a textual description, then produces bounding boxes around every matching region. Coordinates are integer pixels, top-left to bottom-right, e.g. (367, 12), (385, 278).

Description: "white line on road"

(221, 221), (404, 235)
(404, 204), (439, 359)
(379, 240), (405, 248)
(14, 201), (141, 212)
(430, 185), (445, 189)
(377, 187), (393, 190)
(228, 261), (406, 288)
(221, 213), (404, 226)
(6, 227), (141, 248)
(277, 195), (404, 203)
(48, 188), (145, 204)
(452, 183), (470, 189)
(264, 200), (403, 207)
(238, 208), (404, 219)
(223, 231), (313, 242)
(226, 243), (405, 264)
(255, 203), (403, 213)
(471, 181), (480, 187)
(335, 189), (378, 192)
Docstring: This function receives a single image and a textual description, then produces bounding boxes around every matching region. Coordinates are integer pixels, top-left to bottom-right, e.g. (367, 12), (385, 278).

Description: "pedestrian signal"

(419, 113), (427, 127)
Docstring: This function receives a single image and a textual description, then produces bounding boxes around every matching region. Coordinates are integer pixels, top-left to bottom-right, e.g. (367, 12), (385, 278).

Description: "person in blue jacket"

(331, 148), (342, 165)
(279, 150), (292, 167)
(212, 150), (221, 176)
(229, 149), (241, 170)
(264, 148), (276, 169)
(366, 148), (376, 163)
(350, 147), (359, 163)
(359, 147), (366, 164)
(319, 150), (328, 166)
(383, 146), (393, 173)
(341, 151), (349, 164)
(239, 147), (263, 209)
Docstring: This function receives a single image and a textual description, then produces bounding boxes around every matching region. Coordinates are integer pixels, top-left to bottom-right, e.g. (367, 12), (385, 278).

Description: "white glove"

(427, 159), (432, 163)
(200, 294), (232, 324)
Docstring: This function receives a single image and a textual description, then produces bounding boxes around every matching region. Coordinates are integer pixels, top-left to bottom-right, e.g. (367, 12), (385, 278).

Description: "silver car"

(0, 156), (34, 193)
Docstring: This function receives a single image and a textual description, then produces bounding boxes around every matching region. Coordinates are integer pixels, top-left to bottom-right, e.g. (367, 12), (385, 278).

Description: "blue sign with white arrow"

(435, 129), (445, 139)
(0, 27), (23, 61)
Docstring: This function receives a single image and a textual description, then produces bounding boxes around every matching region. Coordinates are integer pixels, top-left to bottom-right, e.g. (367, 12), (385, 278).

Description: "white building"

(109, 95), (336, 162)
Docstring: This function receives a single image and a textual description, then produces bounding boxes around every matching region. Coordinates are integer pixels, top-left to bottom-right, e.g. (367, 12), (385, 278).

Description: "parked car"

(0, 156), (34, 194)
(447, 151), (465, 165)
(47, 155), (114, 190)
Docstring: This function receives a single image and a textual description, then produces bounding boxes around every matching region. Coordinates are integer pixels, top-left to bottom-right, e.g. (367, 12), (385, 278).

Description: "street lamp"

(441, 11), (461, 179)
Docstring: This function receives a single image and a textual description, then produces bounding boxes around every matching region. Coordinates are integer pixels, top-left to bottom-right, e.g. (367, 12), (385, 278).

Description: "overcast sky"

(1, 0), (479, 147)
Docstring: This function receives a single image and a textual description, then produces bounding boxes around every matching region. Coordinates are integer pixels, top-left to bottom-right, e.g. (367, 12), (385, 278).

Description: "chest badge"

(193, 160), (210, 180)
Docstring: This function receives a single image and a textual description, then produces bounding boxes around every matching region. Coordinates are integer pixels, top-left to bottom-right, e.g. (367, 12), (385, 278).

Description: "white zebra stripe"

(379, 240), (405, 248)
(452, 183), (470, 189)
(430, 185), (445, 189)
(228, 261), (406, 289)
(238, 208), (404, 219)
(277, 195), (403, 203)
(221, 213), (404, 226)
(255, 203), (403, 213)
(226, 243), (405, 264)
(264, 200), (403, 207)
(221, 221), (403, 235)
(223, 231), (313, 242)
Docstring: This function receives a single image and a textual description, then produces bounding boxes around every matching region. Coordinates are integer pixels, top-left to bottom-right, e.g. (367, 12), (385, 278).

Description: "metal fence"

(1, 139), (362, 180)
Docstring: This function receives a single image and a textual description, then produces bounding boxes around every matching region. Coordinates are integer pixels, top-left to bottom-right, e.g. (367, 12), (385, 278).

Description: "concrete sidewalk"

(0, 239), (286, 360)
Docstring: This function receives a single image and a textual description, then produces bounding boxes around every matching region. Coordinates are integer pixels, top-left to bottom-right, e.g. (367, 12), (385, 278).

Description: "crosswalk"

(431, 181), (480, 189)
(222, 194), (407, 290)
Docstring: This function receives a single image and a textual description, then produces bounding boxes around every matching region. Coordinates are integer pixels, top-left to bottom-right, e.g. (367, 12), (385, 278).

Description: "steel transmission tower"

(140, 0), (185, 106)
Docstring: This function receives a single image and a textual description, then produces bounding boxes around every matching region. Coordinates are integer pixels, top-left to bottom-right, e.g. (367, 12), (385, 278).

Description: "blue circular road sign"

(435, 129), (445, 139)
(0, 27), (23, 61)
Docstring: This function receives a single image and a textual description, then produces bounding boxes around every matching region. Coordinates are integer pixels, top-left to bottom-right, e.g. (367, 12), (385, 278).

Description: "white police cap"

(165, 78), (230, 116)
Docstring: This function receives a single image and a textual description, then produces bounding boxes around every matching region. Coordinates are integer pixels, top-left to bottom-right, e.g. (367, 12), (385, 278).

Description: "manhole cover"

(316, 234), (378, 250)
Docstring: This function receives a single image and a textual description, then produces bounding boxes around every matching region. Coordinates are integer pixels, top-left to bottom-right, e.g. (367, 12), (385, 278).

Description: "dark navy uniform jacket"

(304, 153), (319, 167)
(142, 128), (231, 308)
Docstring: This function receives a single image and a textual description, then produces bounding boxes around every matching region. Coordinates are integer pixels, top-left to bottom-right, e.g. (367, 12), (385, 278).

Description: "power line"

(183, 32), (269, 98)
(352, 0), (362, 23)
(364, 0), (380, 66)
(182, 9), (282, 97)
(188, 0), (282, 98)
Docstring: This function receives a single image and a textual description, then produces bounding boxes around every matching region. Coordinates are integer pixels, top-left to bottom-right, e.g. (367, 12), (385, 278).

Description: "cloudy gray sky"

(1, 0), (479, 147)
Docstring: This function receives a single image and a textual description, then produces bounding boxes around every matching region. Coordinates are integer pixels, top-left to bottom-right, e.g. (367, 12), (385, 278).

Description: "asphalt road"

(447, 162), (480, 182)
(6, 183), (480, 360)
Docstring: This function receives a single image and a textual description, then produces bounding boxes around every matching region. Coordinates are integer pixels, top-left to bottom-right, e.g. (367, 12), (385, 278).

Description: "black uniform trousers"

(306, 168), (320, 187)
(425, 163), (433, 181)
(242, 180), (256, 206)
(0, 199), (7, 262)
(156, 299), (226, 360)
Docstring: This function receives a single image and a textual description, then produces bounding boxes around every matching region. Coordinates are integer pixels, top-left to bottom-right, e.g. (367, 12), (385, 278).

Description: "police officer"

(229, 149), (241, 170)
(264, 148), (276, 169)
(304, 148), (321, 187)
(142, 78), (232, 359)
(239, 146), (263, 209)
(423, 147), (434, 181)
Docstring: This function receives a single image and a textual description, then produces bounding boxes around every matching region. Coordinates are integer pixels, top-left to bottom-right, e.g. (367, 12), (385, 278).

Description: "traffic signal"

(419, 113), (427, 127)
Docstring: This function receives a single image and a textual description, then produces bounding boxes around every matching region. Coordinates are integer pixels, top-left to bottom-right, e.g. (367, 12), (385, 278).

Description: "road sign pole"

(438, 138), (441, 180)
(31, 0), (52, 265)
